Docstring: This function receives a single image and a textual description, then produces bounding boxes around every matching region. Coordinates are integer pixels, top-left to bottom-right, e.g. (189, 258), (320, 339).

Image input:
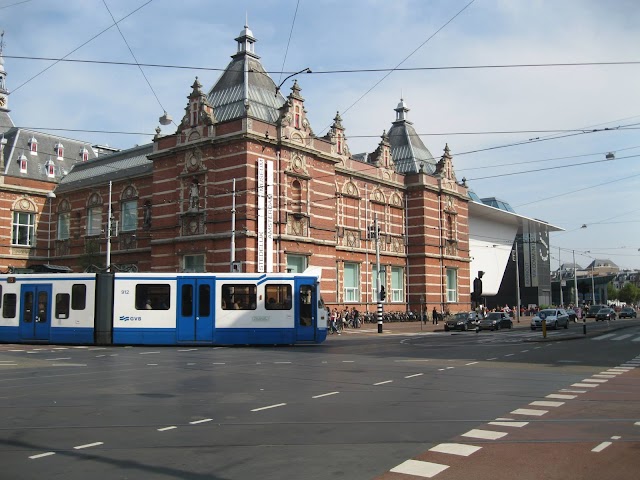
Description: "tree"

(607, 283), (619, 302)
(618, 283), (640, 304)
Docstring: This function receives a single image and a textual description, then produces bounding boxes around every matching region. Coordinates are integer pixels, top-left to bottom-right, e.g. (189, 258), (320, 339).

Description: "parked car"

(618, 307), (637, 319)
(477, 312), (512, 331)
(595, 308), (616, 321)
(531, 309), (570, 330)
(444, 312), (480, 331)
(586, 305), (607, 318)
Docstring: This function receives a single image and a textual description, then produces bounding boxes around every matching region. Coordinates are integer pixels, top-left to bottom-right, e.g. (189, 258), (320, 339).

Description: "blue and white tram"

(0, 270), (327, 346)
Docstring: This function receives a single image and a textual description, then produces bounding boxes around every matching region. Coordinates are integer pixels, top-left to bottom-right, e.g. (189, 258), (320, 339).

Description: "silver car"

(531, 309), (570, 330)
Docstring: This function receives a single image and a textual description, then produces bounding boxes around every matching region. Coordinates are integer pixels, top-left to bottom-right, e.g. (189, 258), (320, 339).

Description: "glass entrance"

(20, 285), (52, 341)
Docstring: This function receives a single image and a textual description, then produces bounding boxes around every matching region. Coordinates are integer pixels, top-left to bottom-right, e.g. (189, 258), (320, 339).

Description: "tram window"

(265, 284), (292, 310)
(71, 284), (86, 310)
(221, 284), (256, 310)
(2, 293), (16, 318)
(181, 284), (193, 316)
(135, 284), (171, 310)
(56, 293), (70, 319)
(199, 284), (211, 316)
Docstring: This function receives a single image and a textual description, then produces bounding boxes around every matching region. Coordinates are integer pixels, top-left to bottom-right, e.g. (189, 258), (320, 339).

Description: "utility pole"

(106, 181), (112, 272)
(375, 214), (383, 333)
(559, 246), (563, 306)
(515, 241), (521, 324)
(230, 178), (236, 271)
(572, 250), (578, 306)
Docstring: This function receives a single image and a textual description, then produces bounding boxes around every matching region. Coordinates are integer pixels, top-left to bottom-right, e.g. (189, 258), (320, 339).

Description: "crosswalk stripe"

(429, 443), (482, 456)
(612, 334), (633, 341)
(390, 459), (449, 477)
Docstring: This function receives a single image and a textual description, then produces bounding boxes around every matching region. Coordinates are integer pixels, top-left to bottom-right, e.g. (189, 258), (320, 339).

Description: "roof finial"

(0, 30), (5, 57)
(245, 11), (248, 28)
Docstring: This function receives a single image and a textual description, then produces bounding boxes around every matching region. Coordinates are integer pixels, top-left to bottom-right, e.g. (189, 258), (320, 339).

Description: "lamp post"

(46, 191), (56, 263)
(585, 250), (595, 304)
(514, 241), (521, 323)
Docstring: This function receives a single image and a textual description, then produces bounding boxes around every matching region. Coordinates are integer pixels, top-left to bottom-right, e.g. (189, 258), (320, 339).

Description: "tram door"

(20, 285), (52, 341)
(177, 278), (215, 342)
(294, 278), (317, 341)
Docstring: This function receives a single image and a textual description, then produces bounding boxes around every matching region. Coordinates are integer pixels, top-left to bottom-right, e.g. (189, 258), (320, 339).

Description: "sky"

(2, 0), (639, 270)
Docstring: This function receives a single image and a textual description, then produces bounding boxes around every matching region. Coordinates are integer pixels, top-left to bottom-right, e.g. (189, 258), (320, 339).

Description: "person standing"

(432, 307), (438, 325)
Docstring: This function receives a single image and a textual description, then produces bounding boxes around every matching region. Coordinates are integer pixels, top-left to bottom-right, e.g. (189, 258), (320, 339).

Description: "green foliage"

(618, 283), (640, 304)
(607, 283), (619, 301)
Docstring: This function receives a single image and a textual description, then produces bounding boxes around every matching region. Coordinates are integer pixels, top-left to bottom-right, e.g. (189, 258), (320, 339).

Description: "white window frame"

(121, 200), (137, 232)
(55, 143), (64, 159)
(81, 148), (89, 162)
(46, 160), (55, 178)
(184, 254), (205, 273)
(87, 206), (102, 236)
(29, 137), (38, 154)
(286, 254), (307, 273)
(57, 212), (70, 240)
(391, 266), (404, 303)
(12, 211), (35, 246)
(19, 154), (27, 173)
(343, 262), (360, 303)
(446, 268), (458, 303)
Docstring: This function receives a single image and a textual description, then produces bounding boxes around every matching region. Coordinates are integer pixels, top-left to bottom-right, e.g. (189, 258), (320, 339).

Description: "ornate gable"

(323, 111), (350, 158)
(279, 80), (314, 144)
(177, 77), (216, 139)
(369, 130), (393, 170)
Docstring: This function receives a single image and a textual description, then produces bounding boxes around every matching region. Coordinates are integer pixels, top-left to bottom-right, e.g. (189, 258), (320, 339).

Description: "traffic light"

(472, 276), (483, 302)
(380, 285), (386, 301)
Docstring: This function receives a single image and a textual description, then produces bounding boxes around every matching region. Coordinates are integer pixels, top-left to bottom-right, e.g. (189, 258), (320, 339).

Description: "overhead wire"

(276, 0), (301, 87)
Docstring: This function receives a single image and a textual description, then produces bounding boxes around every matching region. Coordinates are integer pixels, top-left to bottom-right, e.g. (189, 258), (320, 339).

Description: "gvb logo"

(120, 315), (142, 322)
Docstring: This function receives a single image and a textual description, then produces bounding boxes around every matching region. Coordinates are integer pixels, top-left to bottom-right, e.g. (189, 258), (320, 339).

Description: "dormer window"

(29, 136), (38, 155)
(55, 142), (64, 159)
(81, 147), (89, 162)
(19, 154), (27, 173)
(45, 158), (55, 178)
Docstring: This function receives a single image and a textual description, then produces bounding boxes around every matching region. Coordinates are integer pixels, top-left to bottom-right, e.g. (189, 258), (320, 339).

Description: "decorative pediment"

(87, 193), (102, 208)
(185, 148), (203, 172)
(13, 197), (36, 212)
(370, 188), (386, 204)
(390, 192), (403, 207)
(342, 180), (359, 198)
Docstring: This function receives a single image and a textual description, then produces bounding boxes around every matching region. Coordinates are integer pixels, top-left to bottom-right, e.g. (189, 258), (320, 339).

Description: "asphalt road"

(1, 320), (639, 480)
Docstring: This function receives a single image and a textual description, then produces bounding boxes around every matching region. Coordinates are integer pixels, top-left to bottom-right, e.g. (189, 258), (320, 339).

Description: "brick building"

(17, 26), (472, 313)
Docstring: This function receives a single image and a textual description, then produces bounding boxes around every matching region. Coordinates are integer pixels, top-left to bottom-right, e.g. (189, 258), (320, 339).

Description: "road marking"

(611, 436), (621, 440)
(615, 366), (634, 370)
(446, 367), (455, 370)
(592, 441), (612, 452)
(390, 459), (449, 477)
(530, 400), (564, 407)
(511, 408), (548, 416)
(405, 373), (424, 378)
(251, 403), (286, 412)
(561, 389), (587, 393)
(178, 348), (198, 352)
(147, 364), (158, 366)
(429, 443), (482, 456)
(547, 394), (576, 400)
(312, 392), (340, 398)
(604, 370), (625, 374)
(374, 380), (393, 385)
(521, 350), (529, 353)
(342, 360), (355, 363)
(46, 358), (72, 361)
(89, 348), (106, 351)
(592, 334), (617, 341)
(504, 354), (514, 357)
(462, 429), (507, 440)
(140, 351), (160, 355)
(74, 442), (103, 449)
(109, 354), (118, 357)
(29, 452), (55, 459)
(465, 361), (479, 366)
(487, 357), (498, 361)
(52, 347), (68, 350)
(593, 374), (616, 378)
(212, 362), (226, 365)
(274, 361), (292, 364)
(582, 379), (607, 383)
(612, 334), (633, 341)
(158, 426), (177, 431)
(96, 355), (106, 358)
(571, 383), (598, 388)
(189, 418), (213, 425)
(9, 349), (24, 352)
(51, 363), (86, 367)
(187, 363), (196, 365)
(633, 337), (640, 342)
(489, 421), (528, 427)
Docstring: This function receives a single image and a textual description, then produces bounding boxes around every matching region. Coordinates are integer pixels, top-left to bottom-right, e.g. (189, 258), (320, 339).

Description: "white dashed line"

(465, 361), (479, 366)
(511, 408), (548, 416)
(189, 418), (213, 425)
(429, 443), (481, 456)
(571, 383), (598, 388)
(462, 429), (507, 440)
(251, 403), (286, 412)
(158, 426), (177, 431)
(52, 347), (68, 350)
(274, 362), (292, 364)
(147, 364), (158, 366)
(312, 391), (340, 398)
(592, 441), (612, 452)
(0, 363), (17, 366)
(561, 389), (587, 393)
(212, 362), (226, 365)
(74, 442), (103, 450)
(504, 354), (514, 357)
(530, 400), (564, 407)
(96, 355), (106, 358)
(342, 360), (355, 363)
(51, 363), (86, 367)
(29, 452), (55, 459)
(140, 351), (160, 355)
(390, 459), (449, 477)
(374, 380), (393, 385)
(178, 349), (198, 352)
(521, 350), (529, 353)
(489, 421), (528, 428)
(487, 357), (498, 361)
(46, 358), (72, 361)
(546, 394), (576, 400)
(405, 373), (424, 378)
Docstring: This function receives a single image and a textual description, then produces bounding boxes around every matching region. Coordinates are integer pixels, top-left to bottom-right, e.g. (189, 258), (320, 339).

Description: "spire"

(0, 30), (8, 112)
(234, 22), (258, 59)
(394, 98), (410, 123)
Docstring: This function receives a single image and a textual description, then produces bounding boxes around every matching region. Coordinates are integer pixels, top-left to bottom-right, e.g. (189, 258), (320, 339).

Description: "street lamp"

(46, 191), (56, 264)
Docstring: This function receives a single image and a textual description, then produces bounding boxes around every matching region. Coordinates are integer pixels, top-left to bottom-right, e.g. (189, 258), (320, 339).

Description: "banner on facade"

(256, 158), (274, 273)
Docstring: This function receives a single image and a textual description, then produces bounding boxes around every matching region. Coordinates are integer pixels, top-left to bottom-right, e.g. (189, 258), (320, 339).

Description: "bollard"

(583, 318), (587, 335)
(378, 321), (383, 333)
(542, 319), (547, 339)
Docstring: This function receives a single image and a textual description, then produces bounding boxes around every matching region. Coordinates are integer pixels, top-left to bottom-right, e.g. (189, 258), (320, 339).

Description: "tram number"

(121, 289), (130, 295)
